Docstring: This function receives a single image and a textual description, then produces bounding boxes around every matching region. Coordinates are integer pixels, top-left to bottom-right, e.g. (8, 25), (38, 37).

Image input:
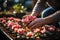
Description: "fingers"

(28, 21), (40, 29)
(28, 21), (43, 29)
(31, 24), (39, 29)
(28, 21), (36, 27)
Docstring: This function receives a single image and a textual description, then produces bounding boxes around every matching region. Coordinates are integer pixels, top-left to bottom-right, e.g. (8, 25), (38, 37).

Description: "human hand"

(28, 18), (46, 29)
(22, 15), (36, 26)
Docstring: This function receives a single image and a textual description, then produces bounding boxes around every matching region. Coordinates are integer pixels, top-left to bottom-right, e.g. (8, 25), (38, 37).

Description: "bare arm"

(28, 10), (60, 28)
(44, 10), (60, 24)
(30, 0), (46, 16)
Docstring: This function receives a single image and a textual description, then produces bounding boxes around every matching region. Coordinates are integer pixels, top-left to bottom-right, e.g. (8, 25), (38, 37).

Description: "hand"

(22, 15), (30, 26)
(22, 15), (36, 26)
(28, 18), (46, 29)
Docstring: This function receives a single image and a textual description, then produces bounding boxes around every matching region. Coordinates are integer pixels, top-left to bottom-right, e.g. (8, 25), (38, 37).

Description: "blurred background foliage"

(0, 0), (33, 18)
(13, 4), (27, 13)
(0, 0), (33, 12)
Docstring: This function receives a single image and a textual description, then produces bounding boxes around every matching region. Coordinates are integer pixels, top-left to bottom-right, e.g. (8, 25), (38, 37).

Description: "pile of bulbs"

(0, 16), (60, 40)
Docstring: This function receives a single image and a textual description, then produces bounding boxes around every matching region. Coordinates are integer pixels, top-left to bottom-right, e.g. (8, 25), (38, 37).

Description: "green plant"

(13, 4), (27, 13)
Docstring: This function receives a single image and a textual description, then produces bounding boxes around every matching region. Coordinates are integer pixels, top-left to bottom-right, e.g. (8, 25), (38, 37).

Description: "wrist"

(43, 18), (48, 25)
(44, 17), (52, 25)
(42, 18), (47, 25)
